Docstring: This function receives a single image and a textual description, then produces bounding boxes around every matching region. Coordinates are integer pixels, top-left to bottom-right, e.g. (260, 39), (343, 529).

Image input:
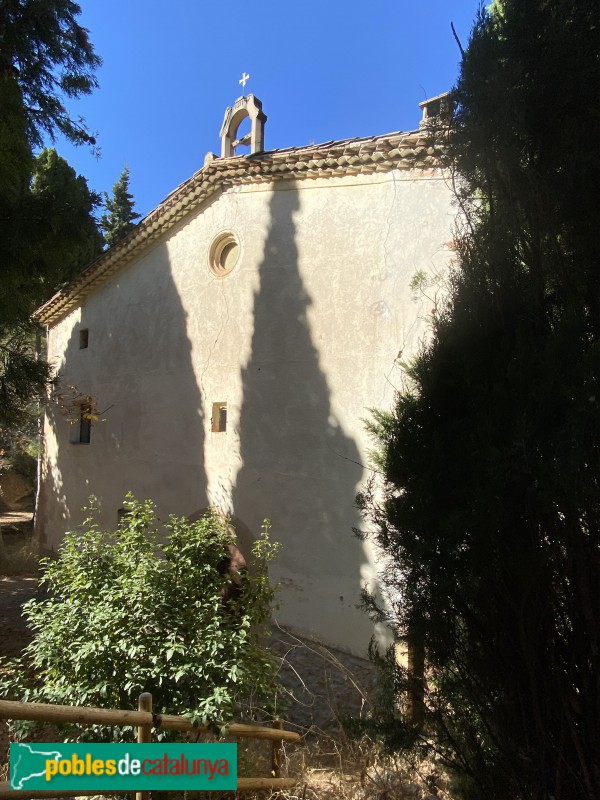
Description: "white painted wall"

(37, 168), (455, 655)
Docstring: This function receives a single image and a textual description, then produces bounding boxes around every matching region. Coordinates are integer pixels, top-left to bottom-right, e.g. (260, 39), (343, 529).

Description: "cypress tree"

(360, 2), (600, 798)
(101, 167), (141, 248)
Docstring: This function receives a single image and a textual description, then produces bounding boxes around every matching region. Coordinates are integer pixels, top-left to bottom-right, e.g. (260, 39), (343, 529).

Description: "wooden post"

(0, 699), (300, 742)
(406, 629), (425, 727)
(271, 718), (284, 778)
(0, 697), (301, 797)
(136, 693), (152, 800)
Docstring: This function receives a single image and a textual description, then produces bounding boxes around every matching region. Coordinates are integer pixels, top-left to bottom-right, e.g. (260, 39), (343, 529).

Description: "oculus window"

(209, 232), (239, 277)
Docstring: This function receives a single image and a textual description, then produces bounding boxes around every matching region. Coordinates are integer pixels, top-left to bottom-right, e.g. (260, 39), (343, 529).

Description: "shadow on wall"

(36, 237), (209, 547)
(231, 183), (371, 649)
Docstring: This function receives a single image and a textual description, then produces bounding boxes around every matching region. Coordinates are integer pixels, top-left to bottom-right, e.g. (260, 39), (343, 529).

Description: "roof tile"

(35, 128), (443, 325)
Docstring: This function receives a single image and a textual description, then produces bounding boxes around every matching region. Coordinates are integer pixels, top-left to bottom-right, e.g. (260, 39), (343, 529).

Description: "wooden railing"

(0, 695), (299, 798)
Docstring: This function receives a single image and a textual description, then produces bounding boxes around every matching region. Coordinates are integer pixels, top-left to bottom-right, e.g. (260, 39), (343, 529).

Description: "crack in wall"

(199, 278), (231, 401)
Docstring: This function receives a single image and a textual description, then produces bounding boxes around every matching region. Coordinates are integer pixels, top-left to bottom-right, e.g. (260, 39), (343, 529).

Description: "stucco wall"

(37, 168), (455, 656)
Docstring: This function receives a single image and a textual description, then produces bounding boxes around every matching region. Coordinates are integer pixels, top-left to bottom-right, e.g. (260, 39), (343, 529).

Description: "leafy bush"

(1, 495), (280, 739)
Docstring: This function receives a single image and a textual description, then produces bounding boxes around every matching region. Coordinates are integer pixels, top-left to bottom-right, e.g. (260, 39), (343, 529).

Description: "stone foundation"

(269, 624), (377, 733)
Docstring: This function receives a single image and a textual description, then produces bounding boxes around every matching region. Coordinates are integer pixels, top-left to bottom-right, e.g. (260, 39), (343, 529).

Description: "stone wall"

(37, 167), (454, 656)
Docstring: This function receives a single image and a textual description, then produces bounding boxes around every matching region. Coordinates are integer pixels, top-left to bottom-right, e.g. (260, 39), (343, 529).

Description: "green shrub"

(1, 495), (280, 740)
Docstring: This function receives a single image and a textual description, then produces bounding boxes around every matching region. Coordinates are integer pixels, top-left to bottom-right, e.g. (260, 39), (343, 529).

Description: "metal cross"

(239, 72), (250, 94)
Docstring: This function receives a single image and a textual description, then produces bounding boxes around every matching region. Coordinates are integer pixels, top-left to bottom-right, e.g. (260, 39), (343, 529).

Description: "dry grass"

(177, 730), (452, 800)
(1, 731), (452, 800)
(264, 735), (449, 800)
(0, 696), (453, 800)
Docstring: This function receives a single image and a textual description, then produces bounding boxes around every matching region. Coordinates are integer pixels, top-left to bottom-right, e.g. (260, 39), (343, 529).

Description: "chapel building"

(35, 93), (455, 657)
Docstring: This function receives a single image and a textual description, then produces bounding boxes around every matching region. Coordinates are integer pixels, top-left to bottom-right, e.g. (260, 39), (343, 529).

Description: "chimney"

(419, 92), (452, 128)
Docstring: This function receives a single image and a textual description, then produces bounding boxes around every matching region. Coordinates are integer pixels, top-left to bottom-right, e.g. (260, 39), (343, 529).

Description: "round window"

(209, 232), (240, 277)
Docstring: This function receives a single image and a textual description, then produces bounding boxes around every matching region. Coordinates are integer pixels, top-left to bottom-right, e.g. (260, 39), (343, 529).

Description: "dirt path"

(0, 511), (38, 654)
(0, 511), (35, 528)
(0, 573), (37, 658)
(0, 514), (41, 780)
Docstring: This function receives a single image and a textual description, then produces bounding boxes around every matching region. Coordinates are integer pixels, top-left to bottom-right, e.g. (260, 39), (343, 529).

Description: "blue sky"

(53, 1), (480, 219)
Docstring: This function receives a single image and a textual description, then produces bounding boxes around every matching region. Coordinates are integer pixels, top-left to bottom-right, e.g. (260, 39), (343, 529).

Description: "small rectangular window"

(211, 402), (227, 433)
(79, 329), (89, 349)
